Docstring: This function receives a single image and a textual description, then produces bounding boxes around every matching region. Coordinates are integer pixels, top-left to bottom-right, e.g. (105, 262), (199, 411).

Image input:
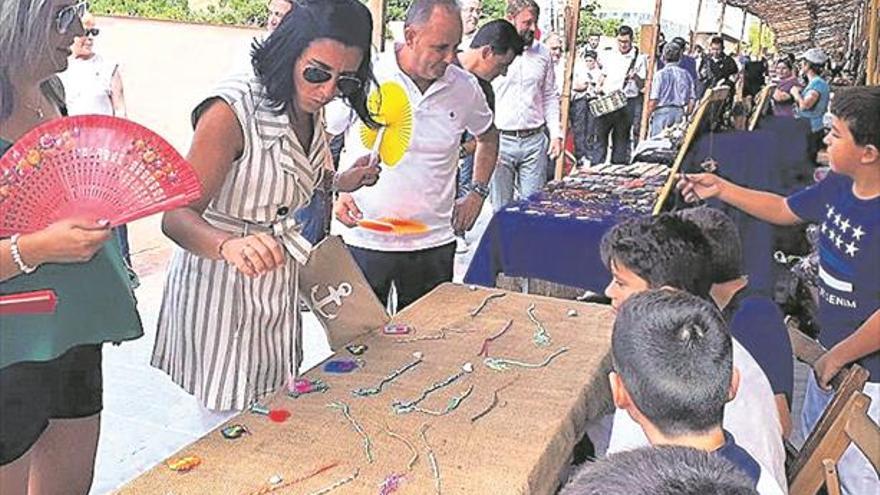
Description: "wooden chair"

(785, 319), (880, 494)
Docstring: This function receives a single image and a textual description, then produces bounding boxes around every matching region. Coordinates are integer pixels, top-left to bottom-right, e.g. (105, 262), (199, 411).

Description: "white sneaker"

(455, 237), (469, 254)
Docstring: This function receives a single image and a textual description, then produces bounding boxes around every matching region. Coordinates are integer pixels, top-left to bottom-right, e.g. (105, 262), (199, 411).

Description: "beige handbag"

(298, 236), (389, 350)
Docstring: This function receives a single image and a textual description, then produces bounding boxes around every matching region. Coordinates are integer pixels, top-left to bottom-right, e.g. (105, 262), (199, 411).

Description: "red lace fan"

(0, 115), (201, 236)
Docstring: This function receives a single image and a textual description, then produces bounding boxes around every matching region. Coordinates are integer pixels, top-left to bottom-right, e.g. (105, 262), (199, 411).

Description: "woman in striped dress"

(153, 0), (381, 411)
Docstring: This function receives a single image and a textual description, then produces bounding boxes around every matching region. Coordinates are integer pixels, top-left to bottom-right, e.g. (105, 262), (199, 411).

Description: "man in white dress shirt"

(331, 0), (499, 310)
(489, 0), (561, 212)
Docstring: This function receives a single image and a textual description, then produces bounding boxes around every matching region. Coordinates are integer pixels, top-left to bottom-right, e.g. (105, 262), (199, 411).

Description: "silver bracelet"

(10, 234), (36, 274)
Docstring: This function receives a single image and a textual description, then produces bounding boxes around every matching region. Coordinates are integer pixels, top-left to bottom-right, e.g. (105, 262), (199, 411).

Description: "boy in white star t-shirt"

(678, 86), (880, 495)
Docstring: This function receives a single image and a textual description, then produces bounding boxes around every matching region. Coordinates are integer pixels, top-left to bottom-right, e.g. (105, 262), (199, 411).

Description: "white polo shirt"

(329, 48), (493, 252)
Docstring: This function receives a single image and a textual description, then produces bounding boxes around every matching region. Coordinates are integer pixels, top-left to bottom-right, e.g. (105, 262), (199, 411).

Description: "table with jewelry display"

(464, 88), (731, 296)
(115, 283), (615, 495)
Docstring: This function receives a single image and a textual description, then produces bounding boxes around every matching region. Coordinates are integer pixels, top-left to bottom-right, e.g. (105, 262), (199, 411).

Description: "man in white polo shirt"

(331, 0), (499, 310)
(490, 0), (561, 212)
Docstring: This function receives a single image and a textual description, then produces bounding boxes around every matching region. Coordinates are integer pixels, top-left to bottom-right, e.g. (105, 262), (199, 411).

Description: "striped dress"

(152, 73), (329, 411)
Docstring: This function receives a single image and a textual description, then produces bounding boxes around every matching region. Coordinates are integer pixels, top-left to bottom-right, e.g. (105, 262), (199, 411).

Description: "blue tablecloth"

(465, 118), (812, 293)
(464, 204), (627, 293)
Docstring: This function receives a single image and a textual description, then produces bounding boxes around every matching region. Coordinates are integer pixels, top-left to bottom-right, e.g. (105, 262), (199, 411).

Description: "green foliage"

(89, 0), (268, 26)
(747, 23), (775, 55)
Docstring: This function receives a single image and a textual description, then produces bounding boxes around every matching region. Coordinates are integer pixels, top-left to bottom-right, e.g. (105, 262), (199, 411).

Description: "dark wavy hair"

(251, 0), (378, 127)
(600, 214), (714, 298)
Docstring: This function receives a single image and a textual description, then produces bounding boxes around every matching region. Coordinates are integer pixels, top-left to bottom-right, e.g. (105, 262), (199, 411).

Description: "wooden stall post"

(757, 20), (764, 55)
(554, 0), (582, 180)
(868, 0), (880, 85)
(690, 0), (705, 50)
(718, 0), (727, 36)
(736, 10), (748, 55)
(639, 0), (664, 142)
(370, 0), (387, 52)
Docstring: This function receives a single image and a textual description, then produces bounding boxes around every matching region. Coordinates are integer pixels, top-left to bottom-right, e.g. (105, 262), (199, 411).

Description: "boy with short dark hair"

(677, 206), (794, 438)
(561, 444), (758, 495)
(608, 289), (781, 494)
(680, 86), (880, 494)
(599, 214), (787, 489)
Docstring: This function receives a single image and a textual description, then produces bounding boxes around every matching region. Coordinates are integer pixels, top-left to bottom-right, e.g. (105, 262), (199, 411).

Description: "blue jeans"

(294, 189), (329, 245)
(490, 132), (549, 212)
(649, 106), (686, 137)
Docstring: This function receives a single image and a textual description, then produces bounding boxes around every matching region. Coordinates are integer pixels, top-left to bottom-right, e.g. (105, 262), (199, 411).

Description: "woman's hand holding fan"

(17, 217), (112, 266)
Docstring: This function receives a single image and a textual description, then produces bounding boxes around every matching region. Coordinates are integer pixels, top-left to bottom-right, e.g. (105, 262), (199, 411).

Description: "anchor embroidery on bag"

(310, 282), (353, 320)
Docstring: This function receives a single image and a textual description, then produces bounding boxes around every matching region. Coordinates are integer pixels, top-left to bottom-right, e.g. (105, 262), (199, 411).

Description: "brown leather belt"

(499, 126), (545, 138)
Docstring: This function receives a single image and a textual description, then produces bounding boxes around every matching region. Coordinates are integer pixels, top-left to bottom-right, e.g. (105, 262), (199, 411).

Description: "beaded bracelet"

(10, 234), (36, 274)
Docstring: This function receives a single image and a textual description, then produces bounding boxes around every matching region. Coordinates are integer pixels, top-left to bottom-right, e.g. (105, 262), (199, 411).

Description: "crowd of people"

(0, 0), (877, 494)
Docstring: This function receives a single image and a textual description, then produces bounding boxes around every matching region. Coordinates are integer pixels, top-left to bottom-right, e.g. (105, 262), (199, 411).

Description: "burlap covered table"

(115, 283), (614, 495)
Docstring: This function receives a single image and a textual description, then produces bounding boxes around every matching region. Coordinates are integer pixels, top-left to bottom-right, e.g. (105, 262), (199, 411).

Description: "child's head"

(610, 289), (736, 438)
(676, 207), (743, 285)
(825, 86), (880, 175)
(600, 214), (712, 309)
(560, 445), (758, 495)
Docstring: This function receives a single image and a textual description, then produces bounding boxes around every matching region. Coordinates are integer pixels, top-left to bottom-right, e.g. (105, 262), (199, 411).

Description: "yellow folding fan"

(359, 81), (413, 167)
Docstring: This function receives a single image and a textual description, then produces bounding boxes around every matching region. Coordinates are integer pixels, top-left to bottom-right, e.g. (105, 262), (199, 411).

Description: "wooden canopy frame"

(748, 83), (776, 131)
(652, 86), (730, 215)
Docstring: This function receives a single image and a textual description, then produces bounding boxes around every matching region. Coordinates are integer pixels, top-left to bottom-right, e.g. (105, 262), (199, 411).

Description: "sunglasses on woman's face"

(302, 66), (362, 96)
(83, 28), (100, 37)
(57, 1), (88, 34)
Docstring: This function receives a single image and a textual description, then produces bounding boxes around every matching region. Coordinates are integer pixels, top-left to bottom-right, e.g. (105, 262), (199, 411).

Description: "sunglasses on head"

(84, 28), (100, 37)
(57, 1), (88, 34)
(302, 66), (362, 96)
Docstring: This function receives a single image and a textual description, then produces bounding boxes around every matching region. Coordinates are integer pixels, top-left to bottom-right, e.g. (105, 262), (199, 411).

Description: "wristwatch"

(469, 181), (490, 200)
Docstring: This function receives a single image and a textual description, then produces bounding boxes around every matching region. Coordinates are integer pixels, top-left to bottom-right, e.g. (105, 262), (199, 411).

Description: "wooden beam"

(690, 0), (704, 50)
(757, 20), (764, 55)
(718, 0), (727, 36)
(868, 0), (880, 85)
(554, 0), (582, 180)
(370, 0), (387, 52)
(736, 10), (747, 54)
(640, 0), (664, 141)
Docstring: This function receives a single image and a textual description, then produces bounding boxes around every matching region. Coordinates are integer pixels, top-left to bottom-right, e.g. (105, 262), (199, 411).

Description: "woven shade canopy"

(725, 0), (867, 53)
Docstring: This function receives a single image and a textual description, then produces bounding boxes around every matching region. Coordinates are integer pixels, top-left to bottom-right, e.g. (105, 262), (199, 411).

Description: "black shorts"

(0, 345), (102, 465)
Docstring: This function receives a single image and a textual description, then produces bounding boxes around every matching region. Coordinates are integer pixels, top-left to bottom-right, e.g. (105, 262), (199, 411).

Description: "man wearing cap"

(791, 47), (830, 159)
(670, 36), (699, 91)
(647, 43), (695, 137)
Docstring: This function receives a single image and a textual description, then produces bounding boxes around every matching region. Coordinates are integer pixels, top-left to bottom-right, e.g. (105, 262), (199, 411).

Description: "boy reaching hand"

(678, 86), (880, 495)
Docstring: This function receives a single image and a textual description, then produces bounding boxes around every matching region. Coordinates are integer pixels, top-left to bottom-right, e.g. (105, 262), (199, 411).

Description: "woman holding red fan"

(153, 0), (382, 410)
(0, 1), (143, 494)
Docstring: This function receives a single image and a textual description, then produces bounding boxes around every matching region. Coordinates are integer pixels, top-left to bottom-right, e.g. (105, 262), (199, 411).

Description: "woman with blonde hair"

(0, 2), (143, 493)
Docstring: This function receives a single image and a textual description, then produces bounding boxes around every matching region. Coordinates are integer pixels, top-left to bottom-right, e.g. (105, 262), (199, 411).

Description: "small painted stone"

(383, 323), (413, 335)
(346, 344), (368, 355)
(167, 455), (201, 472)
(220, 424), (250, 439)
(268, 475), (283, 485)
(462, 362), (474, 373)
(323, 359), (359, 373)
(468, 285), (477, 291)
(567, 309), (578, 317)
(249, 404), (270, 415)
